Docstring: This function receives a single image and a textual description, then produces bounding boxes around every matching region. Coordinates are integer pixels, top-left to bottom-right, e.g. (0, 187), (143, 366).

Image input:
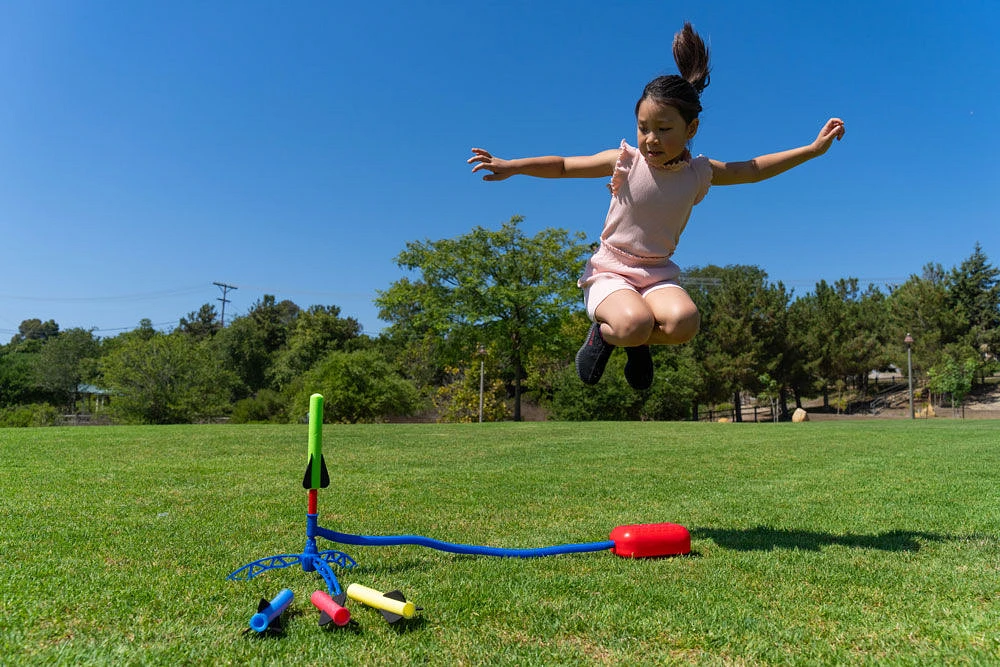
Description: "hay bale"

(792, 408), (809, 423)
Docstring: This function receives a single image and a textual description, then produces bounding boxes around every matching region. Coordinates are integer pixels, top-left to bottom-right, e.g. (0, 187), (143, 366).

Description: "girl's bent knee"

(657, 310), (700, 344)
(602, 312), (655, 347)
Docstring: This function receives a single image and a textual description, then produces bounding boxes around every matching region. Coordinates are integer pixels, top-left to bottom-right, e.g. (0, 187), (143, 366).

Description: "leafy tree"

(269, 305), (363, 389)
(10, 318), (59, 345)
(434, 364), (509, 423)
(178, 304), (221, 340)
(946, 243), (1000, 375)
(375, 330), (448, 391)
(887, 266), (966, 381)
(101, 331), (237, 424)
(290, 349), (422, 423)
(213, 296), (298, 394)
(214, 315), (272, 395)
(34, 328), (101, 410)
(0, 347), (43, 407)
(640, 345), (701, 421)
(927, 347), (978, 417)
(793, 278), (890, 410)
(549, 354), (645, 420)
(695, 265), (789, 421)
(249, 295), (300, 352)
(757, 373), (780, 423)
(523, 310), (592, 411)
(376, 216), (589, 420)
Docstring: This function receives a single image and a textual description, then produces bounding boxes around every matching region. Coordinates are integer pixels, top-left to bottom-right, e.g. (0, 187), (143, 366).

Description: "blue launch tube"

(314, 525), (613, 558)
(249, 588), (294, 633)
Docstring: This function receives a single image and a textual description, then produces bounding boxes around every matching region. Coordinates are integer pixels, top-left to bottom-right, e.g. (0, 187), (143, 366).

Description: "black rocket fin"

(303, 455), (314, 489)
(256, 597), (283, 631)
(318, 592), (348, 627)
(380, 590), (408, 624)
(380, 609), (403, 624)
(319, 454), (330, 488)
(302, 454), (332, 489)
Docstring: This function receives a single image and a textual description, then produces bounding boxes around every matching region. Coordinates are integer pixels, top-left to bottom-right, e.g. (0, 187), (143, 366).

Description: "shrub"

(290, 350), (423, 423)
(0, 403), (61, 427)
(230, 389), (288, 424)
(435, 366), (509, 423)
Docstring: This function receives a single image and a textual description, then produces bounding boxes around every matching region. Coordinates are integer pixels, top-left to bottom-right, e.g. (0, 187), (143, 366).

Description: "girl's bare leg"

(576, 289), (656, 386)
(644, 287), (700, 345)
(592, 290), (657, 389)
(593, 290), (656, 346)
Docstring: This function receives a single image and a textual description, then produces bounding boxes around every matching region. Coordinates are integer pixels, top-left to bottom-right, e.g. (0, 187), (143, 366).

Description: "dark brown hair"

(635, 22), (711, 124)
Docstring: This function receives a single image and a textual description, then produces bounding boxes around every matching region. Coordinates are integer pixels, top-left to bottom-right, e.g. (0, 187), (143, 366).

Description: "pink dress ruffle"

(607, 140), (694, 196)
(607, 140), (633, 196)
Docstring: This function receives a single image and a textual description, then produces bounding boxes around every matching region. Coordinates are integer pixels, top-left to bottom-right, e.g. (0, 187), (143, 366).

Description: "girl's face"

(636, 99), (699, 167)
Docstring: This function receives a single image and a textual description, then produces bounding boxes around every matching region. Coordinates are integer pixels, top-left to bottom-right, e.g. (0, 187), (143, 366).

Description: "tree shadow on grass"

(690, 526), (950, 552)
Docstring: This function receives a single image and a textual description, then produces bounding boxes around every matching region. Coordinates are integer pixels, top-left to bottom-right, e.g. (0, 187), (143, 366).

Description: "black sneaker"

(576, 322), (614, 385)
(624, 345), (654, 390)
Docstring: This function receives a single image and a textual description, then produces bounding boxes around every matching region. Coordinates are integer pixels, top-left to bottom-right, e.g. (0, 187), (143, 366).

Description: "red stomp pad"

(610, 523), (691, 558)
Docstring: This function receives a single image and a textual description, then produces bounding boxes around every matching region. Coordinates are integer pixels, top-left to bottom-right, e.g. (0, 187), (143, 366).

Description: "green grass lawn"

(1, 420), (998, 665)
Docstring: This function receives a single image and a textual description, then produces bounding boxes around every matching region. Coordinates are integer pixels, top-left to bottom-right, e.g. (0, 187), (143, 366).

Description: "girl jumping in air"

(468, 23), (845, 390)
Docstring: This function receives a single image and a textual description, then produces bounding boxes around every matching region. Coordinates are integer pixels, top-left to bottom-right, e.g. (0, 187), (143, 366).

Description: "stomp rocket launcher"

(228, 394), (690, 625)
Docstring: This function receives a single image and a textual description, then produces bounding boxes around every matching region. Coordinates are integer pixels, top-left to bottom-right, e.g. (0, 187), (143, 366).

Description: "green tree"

(640, 345), (701, 421)
(178, 304), (221, 340)
(695, 265), (789, 421)
(793, 278), (890, 411)
(523, 310), (593, 412)
(0, 347), (42, 407)
(290, 350), (422, 423)
(434, 364), (509, 423)
(549, 354), (645, 421)
(927, 348), (978, 417)
(214, 315), (270, 395)
(10, 318), (59, 345)
(376, 216), (589, 421)
(269, 305), (363, 389)
(101, 331), (236, 424)
(213, 296), (299, 394)
(250, 295), (300, 352)
(34, 328), (101, 410)
(946, 243), (1000, 376)
(888, 266), (966, 384)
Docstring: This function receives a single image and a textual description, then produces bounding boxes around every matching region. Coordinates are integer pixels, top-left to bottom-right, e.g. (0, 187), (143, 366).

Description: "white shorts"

(578, 244), (685, 321)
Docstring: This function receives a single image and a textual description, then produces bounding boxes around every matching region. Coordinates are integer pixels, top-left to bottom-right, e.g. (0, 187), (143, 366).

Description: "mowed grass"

(1, 420), (998, 665)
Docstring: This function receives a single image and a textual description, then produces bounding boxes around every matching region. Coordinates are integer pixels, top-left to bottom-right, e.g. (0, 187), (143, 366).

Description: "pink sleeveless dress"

(578, 140), (713, 318)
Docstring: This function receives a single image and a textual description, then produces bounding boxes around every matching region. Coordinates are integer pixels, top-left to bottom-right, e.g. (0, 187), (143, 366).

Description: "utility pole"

(213, 282), (237, 327)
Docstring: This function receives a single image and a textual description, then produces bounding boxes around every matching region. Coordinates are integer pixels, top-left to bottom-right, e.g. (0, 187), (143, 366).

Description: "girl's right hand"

(468, 148), (516, 181)
(811, 118), (845, 156)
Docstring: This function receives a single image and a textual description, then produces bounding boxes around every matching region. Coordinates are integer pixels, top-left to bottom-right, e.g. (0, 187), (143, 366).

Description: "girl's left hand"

(812, 118), (845, 155)
(468, 148), (516, 181)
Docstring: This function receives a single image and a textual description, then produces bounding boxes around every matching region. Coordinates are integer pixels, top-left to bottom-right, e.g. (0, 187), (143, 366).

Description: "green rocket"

(302, 393), (330, 489)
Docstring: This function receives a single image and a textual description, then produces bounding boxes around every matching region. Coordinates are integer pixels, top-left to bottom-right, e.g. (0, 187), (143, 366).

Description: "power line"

(0, 286), (206, 303)
(213, 282), (238, 327)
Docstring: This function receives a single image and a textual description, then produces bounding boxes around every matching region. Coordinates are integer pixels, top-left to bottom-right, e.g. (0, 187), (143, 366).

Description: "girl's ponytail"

(673, 22), (710, 94)
(635, 22), (711, 124)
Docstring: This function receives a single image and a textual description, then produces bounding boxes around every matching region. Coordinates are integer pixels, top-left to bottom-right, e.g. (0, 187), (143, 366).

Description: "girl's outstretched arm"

(709, 118), (845, 186)
(468, 148), (619, 181)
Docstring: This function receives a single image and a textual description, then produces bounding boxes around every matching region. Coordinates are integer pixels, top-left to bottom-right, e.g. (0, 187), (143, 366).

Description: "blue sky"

(1, 1), (997, 338)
